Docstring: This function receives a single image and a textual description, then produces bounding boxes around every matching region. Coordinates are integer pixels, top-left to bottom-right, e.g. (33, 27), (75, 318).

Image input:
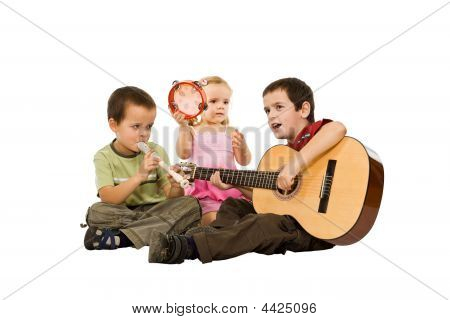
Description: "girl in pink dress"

(173, 76), (252, 225)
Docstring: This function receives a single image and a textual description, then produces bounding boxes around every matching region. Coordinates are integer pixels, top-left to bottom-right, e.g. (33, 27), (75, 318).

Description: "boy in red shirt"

(149, 77), (347, 263)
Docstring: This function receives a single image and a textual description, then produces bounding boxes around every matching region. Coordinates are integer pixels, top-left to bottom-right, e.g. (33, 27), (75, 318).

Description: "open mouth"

(271, 123), (281, 130)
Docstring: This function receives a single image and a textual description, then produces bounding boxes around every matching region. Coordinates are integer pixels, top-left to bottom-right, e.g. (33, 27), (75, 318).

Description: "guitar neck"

(193, 167), (280, 190)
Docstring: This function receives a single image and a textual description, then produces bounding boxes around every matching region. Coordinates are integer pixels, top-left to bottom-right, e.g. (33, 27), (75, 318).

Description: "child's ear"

(108, 118), (118, 132)
(300, 101), (311, 119)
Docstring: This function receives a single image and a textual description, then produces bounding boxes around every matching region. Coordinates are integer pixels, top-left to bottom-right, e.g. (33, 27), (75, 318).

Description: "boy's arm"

(164, 183), (185, 198)
(161, 164), (187, 198)
(162, 180), (184, 198)
(155, 146), (184, 199)
(277, 121), (347, 191)
(98, 151), (160, 205)
(98, 176), (143, 205)
(297, 121), (347, 171)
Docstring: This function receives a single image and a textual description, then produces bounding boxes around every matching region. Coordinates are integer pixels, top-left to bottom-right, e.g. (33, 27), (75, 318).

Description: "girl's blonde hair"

(201, 75), (233, 93)
(193, 76), (232, 127)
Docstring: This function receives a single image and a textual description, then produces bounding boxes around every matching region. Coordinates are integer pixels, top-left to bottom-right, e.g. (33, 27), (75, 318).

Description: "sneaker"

(148, 231), (197, 264)
(84, 227), (120, 250)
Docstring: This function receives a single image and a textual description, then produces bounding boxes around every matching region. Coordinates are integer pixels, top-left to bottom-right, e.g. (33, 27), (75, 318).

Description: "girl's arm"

(176, 125), (193, 159)
(232, 129), (252, 166)
(209, 171), (253, 199)
(173, 111), (194, 159)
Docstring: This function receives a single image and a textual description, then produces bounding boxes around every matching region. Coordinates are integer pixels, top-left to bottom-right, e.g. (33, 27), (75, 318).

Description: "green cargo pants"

(85, 196), (201, 249)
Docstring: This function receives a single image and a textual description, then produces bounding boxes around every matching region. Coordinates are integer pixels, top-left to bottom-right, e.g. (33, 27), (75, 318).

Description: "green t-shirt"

(94, 140), (170, 206)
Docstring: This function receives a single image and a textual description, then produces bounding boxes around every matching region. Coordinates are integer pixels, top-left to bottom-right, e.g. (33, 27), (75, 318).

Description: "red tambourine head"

(168, 80), (207, 120)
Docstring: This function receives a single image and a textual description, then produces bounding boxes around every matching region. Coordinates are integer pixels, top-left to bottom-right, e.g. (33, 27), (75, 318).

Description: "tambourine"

(168, 80), (208, 119)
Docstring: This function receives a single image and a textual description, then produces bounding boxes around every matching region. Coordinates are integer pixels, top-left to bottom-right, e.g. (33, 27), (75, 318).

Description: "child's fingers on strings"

(210, 171), (221, 187)
(212, 171), (232, 190)
(278, 176), (293, 191)
(277, 180), (286, 191)
(210, 171), (217, 183)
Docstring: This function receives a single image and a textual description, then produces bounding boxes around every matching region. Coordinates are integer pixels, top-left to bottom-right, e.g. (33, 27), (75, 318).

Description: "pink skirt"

(198, 197), (222, 215)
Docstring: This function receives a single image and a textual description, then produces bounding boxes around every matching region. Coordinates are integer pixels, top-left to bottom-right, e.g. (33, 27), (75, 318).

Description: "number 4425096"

(262, 303), (316, 314)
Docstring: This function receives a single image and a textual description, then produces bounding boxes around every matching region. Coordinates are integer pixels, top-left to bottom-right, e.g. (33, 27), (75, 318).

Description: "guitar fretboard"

(193, 167), (298, 190)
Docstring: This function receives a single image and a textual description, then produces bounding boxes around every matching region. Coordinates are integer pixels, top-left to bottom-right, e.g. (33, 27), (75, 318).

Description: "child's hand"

(172, 111), (189, 127)
(232, 129), (247, 151)
(210, 171), (232, 190)
(277, 158), (302, 191)
(136, 150), (160, 182)
(167, 165), (186, 189)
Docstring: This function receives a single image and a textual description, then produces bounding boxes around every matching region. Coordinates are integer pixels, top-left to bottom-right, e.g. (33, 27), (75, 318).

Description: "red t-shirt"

(287, 119), (333, 151)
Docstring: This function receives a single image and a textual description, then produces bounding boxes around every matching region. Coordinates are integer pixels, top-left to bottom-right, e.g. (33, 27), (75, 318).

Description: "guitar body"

(253, 137), (384, 245)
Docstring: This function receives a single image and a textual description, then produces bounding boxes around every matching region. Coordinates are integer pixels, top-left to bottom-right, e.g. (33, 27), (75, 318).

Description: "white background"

(0, 0), (449, 319)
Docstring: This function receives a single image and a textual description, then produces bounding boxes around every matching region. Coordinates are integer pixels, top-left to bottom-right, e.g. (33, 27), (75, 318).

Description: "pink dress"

(186, 129), (244, 214)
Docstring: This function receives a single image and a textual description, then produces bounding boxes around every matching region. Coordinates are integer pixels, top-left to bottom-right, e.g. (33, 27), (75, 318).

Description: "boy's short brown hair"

(262, 77), (315, 122)
(107, 86), (156, 124)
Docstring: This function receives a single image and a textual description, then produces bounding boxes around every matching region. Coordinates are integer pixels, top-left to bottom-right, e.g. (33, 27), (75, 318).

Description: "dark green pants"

(86, 196), (201, 249)
(193, 198), (334, 263)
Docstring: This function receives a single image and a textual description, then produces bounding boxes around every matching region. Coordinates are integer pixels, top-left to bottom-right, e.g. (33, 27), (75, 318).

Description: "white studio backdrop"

(0, 0), (449, 319)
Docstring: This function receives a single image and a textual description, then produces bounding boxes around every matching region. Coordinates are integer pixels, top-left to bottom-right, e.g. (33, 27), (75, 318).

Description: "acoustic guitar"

(179, 137), (384, 245)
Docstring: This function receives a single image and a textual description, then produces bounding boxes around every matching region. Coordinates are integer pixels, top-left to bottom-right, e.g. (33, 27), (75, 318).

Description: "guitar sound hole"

(274, 175), (301, 200)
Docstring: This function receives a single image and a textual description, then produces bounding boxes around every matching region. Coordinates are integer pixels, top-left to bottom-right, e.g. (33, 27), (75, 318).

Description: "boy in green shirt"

(83, 86), (201, 250)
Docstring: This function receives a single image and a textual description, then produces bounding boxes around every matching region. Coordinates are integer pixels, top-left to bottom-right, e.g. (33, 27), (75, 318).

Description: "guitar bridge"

(318, 160), (337, 213)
